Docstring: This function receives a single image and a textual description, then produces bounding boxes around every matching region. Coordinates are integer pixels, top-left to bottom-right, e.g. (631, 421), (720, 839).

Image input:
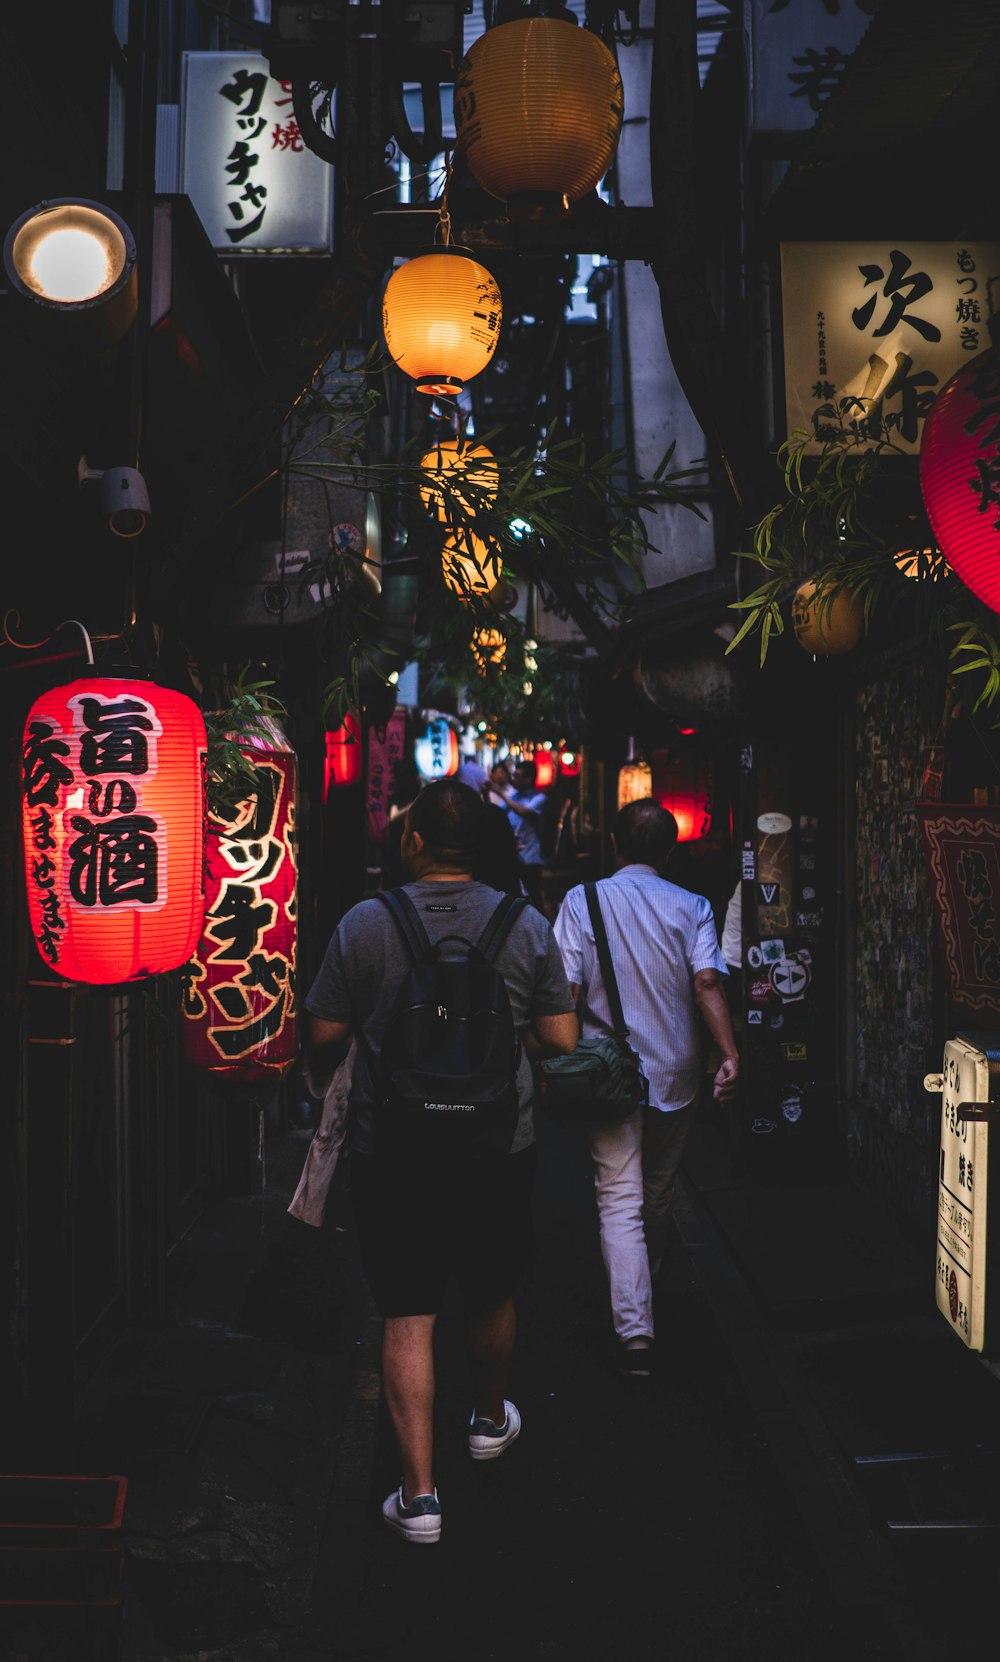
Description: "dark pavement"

(28, 1096), (999, 1662)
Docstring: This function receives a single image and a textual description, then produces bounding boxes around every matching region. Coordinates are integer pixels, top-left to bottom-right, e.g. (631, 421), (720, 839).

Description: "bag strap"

(476, 893), (528, 964)
(376, 887), (432, 965)
(585, 882), (630, 1042)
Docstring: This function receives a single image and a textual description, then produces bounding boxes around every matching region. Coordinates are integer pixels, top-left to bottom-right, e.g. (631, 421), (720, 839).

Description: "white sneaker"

(468, 1399), (521, 1461)
(381, 1487), (442, 1544)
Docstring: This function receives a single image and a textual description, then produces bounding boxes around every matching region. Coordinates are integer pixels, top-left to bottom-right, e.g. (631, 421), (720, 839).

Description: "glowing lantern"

(920, 345), (1000, 611)
(651, 751), (713, 844)
(533, 749), (556, 789)
(791, 578), (864, 656)
(182, 720), (298, 1087)
(558, 750), (581, 778)
(3, 198), (138, 350)
(21, 676), (206, 983)
(415, 719), (460, 779)
(893, 545), (949, 582)
(382, 250), (503, 396)
(454, 14), (624, 218)
(419, 440), (499, 522)
(472, 627), (507, 673)
(442, 528), (503, 599)
(323, 712), (362, 799)
(617, 760), (652, 809)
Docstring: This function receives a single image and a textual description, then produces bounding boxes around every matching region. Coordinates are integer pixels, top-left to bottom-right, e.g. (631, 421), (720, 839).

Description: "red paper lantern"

(182, 722), (298, 1087)
(533, 749), (556, 789)
(323, 711), (362, 798)
(21, 676), (206, 983)
(920, 343), (1000, 611)
(650, 751), (713, 843)
(558, 749), (580, 778)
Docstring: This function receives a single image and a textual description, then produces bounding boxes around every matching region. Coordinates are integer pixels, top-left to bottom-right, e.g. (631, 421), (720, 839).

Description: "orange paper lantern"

(791, 578), (864, 656)
(472, 626), (506, 673)
(442, 528), (503, 599)
(455, 14), (624, 217)
(419, 439), (499, 521)
(382, 249), (502, 396)
(21, 676), (206, 982)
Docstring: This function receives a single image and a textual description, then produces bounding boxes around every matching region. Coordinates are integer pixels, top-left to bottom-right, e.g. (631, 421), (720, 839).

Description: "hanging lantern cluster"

(382, 248), (503, 397)
(454, 11), (624, 219)
(651, 749), (713, 844)
(919, 343), (1000, 612)
(323, 711), (362, 798)
(415, 717), (460, 780)
(791, 578), (864, 657)
(617, 759), (652, 809)
(471, 626), (507, 674)
(21, 676), (207, 984)
(182, 721), (298, 1088)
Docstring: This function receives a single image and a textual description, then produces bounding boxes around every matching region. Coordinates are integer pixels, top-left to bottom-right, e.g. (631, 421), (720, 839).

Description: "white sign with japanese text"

(745, 0), (876, 142)
(780, 241), (1000, 452)
(934, 1036), (990, 1352)
(181, 53), (333, 254)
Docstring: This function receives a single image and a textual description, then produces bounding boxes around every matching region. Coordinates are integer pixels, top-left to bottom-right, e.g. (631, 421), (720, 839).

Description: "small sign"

(930, 1036), (991, 1351)
(747, 1009), (763, 1026)
(758, 881), (780, 906)
(757, 811), (792, 834)
(746, 943), (764, 969)
(782, 1041), (807, 1062)
(771, 957), (810, 1002)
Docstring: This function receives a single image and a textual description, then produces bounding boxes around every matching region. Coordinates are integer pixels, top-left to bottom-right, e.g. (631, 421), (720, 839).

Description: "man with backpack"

(305, 780), (577, 1544)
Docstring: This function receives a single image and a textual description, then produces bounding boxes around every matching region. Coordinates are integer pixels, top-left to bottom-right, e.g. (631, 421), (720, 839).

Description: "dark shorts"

(350, 1146), (537, 1318)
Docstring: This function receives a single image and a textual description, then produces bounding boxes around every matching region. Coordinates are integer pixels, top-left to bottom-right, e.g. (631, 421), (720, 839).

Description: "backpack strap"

(584, 882), (630, 1043)
(476, 893), (528, 965)
(376, 887), (432, 965)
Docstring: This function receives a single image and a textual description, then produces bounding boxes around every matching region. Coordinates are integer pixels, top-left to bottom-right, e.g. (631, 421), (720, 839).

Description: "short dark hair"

(407, 779), (487, 869)
(613, 798), (677, 864)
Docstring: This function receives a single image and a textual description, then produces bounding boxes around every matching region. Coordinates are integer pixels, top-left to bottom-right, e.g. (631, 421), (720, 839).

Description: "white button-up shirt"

(553, 865), (728, 1113)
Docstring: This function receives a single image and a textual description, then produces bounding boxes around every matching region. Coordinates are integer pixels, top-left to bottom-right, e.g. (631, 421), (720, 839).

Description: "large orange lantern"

(454, 13), (624, 218)
(919, 344), (1000, 612)
(651, 750), (713, 844)
(791, 578), (864, 656)
(442, 528), (503, 598)
(21, 676), (206, 983)
(419, 439), (499, 522)
(182, 721), (298, 1087)
(323, 711), (362, 798)
(382, 249), (502, 396)
(617, 760), (652, 809)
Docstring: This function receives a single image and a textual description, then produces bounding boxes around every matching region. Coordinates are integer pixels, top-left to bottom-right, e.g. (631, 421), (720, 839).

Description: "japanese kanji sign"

(366, 710), (408, 844)
(747, 0), (876, 142)
(930, 1035), (992, 1351)
(21, 678), (207, 983)
(919, 806), (1000, 1019)
(181, 53), (332, 254)
(781, 242), (1000, 452)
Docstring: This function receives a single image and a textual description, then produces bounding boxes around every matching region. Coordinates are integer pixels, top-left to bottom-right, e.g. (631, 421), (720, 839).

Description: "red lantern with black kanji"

(182, 719), (298, 1087)
(533, 749), (556, 789)
(650, 749), (714, 844)
(21, 676), (207, 983)
(920, 343), (1000, 612)
(323, 711), (362, 799)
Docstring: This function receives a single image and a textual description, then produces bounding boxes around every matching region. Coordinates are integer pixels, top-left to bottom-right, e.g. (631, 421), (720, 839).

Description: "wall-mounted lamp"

(79, 458), (151, 538)
(3, 199), (138, 351)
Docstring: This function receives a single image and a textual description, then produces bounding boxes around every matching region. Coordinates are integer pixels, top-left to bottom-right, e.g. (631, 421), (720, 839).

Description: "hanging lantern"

(442, 528), (503, 599)
(893, 545), (949, 582)
(920, 344), (1000, 611)
(454, 13), (624, 219)
(415, 718), (460, 780)
(651, 750), (713, 844)
(558, 749), (581, 778)
(533, 748), (556, 789)
(471, 626), (507, 674)
(323, 711), (362, 799)
(419, 440), (499, 522)
(182, 720), (298, 1087)
(617, 760), (652, 809)
(21, 676), (206, 983)
(791, 578), (864, 656)
(382, 249), (503, 396)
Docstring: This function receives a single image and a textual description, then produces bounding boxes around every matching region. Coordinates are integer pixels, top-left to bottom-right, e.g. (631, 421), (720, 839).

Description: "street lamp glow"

(3, 199), (138, 348)
(28, 226), (115, 301)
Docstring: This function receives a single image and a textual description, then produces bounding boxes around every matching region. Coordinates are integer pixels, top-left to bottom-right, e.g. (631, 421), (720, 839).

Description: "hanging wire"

(2, 612), (95, 664)
(435, 152), (455, 247)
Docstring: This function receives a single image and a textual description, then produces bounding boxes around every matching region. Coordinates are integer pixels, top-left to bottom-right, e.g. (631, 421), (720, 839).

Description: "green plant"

(203, 669), (289, 820)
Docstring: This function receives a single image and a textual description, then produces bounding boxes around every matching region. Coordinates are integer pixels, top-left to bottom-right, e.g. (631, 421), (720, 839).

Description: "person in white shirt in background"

(553, 799), (740, 1377)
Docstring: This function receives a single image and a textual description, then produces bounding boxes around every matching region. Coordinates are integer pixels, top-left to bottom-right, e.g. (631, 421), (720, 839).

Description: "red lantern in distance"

(651, 750), (713, 844)
(324, 711), (362, 800)
(533, 749), (556, 789)
(21, 676), (206, 983)
(182, 720), (298, 1088)
(558, 749), (581, 778)
(920, 343), (1000, 612)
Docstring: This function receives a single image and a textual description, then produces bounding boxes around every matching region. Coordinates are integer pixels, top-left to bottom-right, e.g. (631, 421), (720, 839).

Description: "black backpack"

(375, 887), (528, 1159)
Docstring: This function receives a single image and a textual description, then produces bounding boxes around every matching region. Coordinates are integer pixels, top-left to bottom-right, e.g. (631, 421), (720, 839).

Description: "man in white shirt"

(553, 799), (739, 1375)
(503, 759), (548, 911)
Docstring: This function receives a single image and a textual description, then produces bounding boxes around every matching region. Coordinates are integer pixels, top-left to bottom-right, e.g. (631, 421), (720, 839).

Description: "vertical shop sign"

(746, 0), (876, 143)
(366, 711), (407, 844)
(181, 53), (333, 253)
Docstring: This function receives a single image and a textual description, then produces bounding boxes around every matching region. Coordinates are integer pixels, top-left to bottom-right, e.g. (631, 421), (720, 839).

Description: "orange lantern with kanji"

(651, 749), (713, 843)
(21, 675), (207, 983)
(182, 720), (298, 1087)
(382, 249), (503, 396)
(323, 711), (362, 798)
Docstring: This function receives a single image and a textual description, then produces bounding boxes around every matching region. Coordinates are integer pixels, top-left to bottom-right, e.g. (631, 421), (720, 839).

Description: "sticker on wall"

(781, 1089), (803, 1125)
(757, 811), (792, 834)
(770, 957), (810, 1002)
(796, 910), (823, 930)
(758, 881), (780, 905)
(742, 845), (757, 880)
(746, 943), (764, 969)
(782, 1041), (808, 1063)
(748, 976), (776, 1004)
(799, 815), (819, 840)
(761, 939), (785, 964)
(747, 1009), (763, 1025)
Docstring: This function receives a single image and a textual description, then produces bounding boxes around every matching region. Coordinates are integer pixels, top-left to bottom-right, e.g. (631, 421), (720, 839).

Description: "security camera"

(79, 458), (151, 537)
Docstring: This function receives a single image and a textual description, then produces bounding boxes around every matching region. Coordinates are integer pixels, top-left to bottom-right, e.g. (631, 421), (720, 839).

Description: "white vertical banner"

(744, 0), (876, 142)
(181, 53), (333, 254)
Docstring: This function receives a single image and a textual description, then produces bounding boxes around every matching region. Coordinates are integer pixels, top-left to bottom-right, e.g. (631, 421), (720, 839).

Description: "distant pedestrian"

(456, 755), (488, 793)
(305, 780), (577, 1543)
(553, 799), (739, 1377)
(483, 758), (512, 809)
(503, 759), (548, 912)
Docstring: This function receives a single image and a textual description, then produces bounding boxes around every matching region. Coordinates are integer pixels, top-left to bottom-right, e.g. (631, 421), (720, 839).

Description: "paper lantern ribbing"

(382, 251), (502, 397)
(454, 15), (624, 218)
(617, 761), (652, 810)
(442, 528), (503, 599)
(323, 712), (362, 798)
(21, 676), (206, 983)
(419, 440), (499, 521)
(415, 719), (460, 780)
(791, 579), (864, 656)
(182, 723), (298, 1087)
(919, 344), (1000, 612)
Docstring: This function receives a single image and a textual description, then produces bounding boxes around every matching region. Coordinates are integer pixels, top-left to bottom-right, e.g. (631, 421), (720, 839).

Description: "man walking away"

(306, 781), (577, 1543)
(502, 759), (548, 912)
(553, 799), (739, 1377)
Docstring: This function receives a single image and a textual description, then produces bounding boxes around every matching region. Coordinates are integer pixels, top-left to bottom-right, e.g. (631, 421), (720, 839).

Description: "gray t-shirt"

(304, 880), (575, 1155)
